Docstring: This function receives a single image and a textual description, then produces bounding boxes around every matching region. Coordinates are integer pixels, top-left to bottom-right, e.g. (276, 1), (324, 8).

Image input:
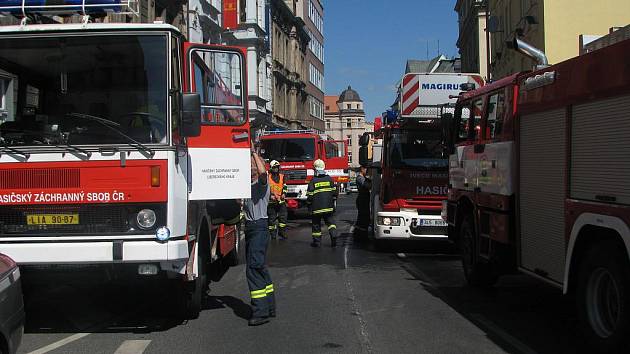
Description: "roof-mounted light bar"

(0, 0), (139, 17)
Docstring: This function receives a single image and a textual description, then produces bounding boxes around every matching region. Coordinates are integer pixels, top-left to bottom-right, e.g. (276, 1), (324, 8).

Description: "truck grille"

(0, 168), (81, 189)
(283, 169), (307, 181)
(0, 204), (165, 237)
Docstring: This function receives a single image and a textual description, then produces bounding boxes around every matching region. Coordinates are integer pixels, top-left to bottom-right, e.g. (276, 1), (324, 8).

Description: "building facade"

(454, 0), (488, 80)
(324, 87), (370, 169)
(225, 0), (273, 137)
(487, 0), (630, 79)
(270, 0), (310, 130)
(296, 0), (325, 132)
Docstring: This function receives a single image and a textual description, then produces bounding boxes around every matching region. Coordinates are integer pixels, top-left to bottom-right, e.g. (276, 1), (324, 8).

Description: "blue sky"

(324, 0), (459, 121)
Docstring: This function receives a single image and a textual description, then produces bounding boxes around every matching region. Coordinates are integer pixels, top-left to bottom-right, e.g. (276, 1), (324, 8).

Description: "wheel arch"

(564, 213), (630, 295)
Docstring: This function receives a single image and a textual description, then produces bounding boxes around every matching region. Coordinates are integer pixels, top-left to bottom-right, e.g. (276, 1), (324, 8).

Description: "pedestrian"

(267, 160), (288, 240)
(307, 159), (338, 248)
(243, 149), (275, 326)
(354, 166), (371, 236)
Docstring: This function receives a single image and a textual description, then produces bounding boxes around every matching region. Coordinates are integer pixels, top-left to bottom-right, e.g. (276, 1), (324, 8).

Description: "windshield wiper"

(67, 113), (154, 157)
(0, 143), (30, 160)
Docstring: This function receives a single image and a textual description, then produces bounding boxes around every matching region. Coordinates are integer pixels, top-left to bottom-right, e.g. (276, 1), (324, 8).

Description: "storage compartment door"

(519, 108), (566, 283)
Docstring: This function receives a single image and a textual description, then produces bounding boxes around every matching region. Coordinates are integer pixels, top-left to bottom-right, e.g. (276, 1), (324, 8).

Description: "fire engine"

(444, 37), (630, 351)
(259, 130), (348, 211)
(358, 72), (483, 243)
(0, 1), (251, 318)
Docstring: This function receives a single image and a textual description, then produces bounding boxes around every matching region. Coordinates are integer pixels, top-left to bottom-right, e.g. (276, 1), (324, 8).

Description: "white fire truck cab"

(0, 2), (251, 318)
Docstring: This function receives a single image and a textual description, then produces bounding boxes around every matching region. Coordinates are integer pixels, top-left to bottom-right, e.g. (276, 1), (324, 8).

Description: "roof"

(405, 55), (461, 74)
(324, 96), (339, 113)
(338, 86), (362, 102)
(0, 23), (181, 34)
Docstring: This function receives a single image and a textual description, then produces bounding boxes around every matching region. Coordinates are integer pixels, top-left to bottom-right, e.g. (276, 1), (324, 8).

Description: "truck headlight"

(377, 217), (402, 226)
(137, 209), (157, 230)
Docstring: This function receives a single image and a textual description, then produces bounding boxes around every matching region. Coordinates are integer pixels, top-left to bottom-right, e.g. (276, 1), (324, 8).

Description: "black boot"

(331, 237), (337, 248)
(310, 239), (320, 247)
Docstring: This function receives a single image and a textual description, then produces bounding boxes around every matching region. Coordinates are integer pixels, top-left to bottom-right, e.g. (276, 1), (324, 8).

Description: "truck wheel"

(576, 240), (630, 353)
(459, 215), (497, 287)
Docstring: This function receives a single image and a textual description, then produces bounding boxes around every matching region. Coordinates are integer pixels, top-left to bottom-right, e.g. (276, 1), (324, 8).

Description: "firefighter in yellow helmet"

(268, 160), (288, 240)
(307, 159), (338, 247)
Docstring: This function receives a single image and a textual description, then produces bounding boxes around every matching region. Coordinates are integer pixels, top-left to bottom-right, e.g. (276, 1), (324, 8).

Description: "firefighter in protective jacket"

(268, 160), (288, 239)
(307, 159), (338, 247)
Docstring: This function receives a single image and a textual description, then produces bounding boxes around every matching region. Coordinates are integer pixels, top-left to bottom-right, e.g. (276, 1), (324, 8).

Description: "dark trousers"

(355, 194), (370, 230)
(311, 212), (337, 243)
(267, 202), (288, 238)
(245, 219), (275, 318)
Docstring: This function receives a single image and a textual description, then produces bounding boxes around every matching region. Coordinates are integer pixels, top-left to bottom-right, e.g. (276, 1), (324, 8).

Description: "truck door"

(184, 44), (251, 200)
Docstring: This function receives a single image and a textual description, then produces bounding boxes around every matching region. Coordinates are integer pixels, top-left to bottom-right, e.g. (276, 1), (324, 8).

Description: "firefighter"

(354, 166), (371, 236)
(307, 159), (338, 248)
(268, 160), (288, 240)
(243, 150), (275, 326)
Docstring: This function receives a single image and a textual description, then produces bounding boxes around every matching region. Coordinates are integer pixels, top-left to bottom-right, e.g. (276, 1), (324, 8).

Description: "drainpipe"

(507, 37), (549, 70)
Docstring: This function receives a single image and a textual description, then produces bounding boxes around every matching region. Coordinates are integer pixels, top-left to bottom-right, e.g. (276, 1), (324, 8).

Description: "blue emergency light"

(0, 0), (122, 16)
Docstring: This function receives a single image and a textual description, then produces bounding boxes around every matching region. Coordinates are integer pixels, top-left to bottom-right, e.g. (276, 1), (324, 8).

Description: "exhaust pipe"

(507, 37), (549, 70)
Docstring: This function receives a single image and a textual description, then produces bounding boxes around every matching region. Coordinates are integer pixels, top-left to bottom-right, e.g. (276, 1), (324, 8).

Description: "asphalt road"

(17, 194), (581, 354)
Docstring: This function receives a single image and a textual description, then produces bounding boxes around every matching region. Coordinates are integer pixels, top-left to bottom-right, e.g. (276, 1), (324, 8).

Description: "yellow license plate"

(26, 214), (79, 225)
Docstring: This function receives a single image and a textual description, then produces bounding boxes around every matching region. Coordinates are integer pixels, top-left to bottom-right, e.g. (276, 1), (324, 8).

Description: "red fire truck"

(359, 72), (483, 243)
(259, 130), (348, 211)
(0, 1), (250, 318)
(444, 37), (630, 351)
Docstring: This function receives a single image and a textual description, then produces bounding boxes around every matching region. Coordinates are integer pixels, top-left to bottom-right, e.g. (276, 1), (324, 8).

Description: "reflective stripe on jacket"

(307, 174), (337, 213)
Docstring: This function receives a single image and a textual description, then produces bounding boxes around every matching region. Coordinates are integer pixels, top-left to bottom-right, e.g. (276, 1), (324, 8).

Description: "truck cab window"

(454, 104), (471, 143)
(0, 35), (169, 147)
(190, 50), (245, 125)
(486, 92), (506, 139)
(470, 99), (484, 141)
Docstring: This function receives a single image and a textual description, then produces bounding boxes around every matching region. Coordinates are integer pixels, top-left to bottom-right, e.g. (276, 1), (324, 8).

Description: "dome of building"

(337, 86), (362, 102)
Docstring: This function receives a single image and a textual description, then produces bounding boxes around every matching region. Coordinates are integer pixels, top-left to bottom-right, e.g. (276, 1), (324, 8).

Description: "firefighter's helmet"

(313, 159), (325, 171)
(270, 160), (280, 168)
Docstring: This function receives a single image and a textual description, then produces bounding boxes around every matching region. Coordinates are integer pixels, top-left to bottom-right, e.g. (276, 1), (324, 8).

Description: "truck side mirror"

(359, 145), (370, 166)
(181, 93), (201, 137)
(359, 133), (370, 146)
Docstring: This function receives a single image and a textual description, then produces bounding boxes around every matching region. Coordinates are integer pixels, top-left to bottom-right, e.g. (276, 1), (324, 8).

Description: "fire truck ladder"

(261, 130), (317, 136)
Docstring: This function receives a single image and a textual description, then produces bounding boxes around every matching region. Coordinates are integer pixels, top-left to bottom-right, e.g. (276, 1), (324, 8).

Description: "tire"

(459, 214), (497, 287)
(576, 240), (630, 353)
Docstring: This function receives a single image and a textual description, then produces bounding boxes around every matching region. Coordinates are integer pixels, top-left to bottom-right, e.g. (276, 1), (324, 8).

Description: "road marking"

(343, 232), (373, 353)
(469, 314), (538, 354)
(114, 340), (152, 354)
(27, 333), (91, 354)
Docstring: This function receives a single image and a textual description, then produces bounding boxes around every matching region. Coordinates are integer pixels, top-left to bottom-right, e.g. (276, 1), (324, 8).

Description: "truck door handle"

(474, 144), (485, 153)
(232, 132), (249, 142)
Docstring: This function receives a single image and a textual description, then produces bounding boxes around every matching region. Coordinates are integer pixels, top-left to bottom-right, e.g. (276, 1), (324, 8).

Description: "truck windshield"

(260, 138), (315, 162)
(388, 129), (447, 169)
(0, 34), (168, 147)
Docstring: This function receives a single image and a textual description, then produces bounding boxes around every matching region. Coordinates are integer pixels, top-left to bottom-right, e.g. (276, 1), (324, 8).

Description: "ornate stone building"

(324, 87), (370, 169)
(270, 0), (310, 130)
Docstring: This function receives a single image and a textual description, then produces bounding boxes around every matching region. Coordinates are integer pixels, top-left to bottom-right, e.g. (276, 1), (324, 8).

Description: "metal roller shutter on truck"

(571, 94), (630, 205)
(519, 108), (566, 283)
